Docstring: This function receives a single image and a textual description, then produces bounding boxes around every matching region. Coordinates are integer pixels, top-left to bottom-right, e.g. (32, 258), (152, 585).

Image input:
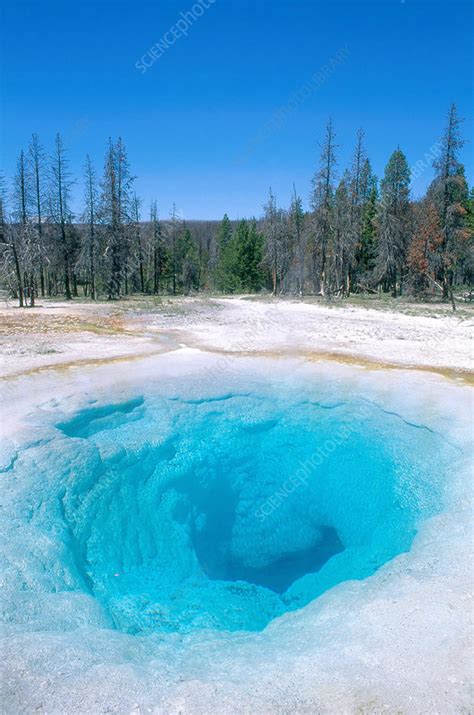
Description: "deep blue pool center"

(49, 386), (446, 634)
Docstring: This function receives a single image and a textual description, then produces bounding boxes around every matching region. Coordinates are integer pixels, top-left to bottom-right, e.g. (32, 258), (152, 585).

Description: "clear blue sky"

(1, 0), (472, 219)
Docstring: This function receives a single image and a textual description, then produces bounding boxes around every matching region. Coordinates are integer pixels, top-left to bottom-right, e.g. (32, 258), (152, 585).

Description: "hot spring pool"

(1, 355), (458, 637)
(2, 353), (472, 713)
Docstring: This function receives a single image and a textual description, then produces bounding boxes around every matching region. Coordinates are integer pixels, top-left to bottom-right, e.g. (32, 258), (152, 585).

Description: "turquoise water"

(42, 383), (448, 634)
(2, 361), (470, 714)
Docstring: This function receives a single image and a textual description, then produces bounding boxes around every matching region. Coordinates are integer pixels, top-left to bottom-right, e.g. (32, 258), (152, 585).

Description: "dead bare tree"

(28, 134), (47, 297)
(81, 154), (99, 299)
(50, 133), (74, 300)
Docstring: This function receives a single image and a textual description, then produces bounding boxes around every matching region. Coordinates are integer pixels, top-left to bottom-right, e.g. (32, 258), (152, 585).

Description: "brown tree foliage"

(408, 201), (443, 294)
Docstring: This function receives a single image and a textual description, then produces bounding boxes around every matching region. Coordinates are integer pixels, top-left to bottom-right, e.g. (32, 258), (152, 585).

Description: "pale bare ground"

(0, 294), (473, 715)
(0, 294), (472, 379)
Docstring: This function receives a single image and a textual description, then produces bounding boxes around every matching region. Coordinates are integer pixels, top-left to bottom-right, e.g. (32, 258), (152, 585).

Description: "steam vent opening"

(34, 381), (447, 635)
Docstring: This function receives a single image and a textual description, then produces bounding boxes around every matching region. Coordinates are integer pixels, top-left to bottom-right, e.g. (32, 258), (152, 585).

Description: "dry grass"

(0, 308), (127, 337)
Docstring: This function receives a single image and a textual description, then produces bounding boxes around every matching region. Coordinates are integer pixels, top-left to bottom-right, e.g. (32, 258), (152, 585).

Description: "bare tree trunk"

(89, 228), (96, 300)
(11, 237), (24, 307)
(60, 220), (72, 299)
(28, 273), (35, 307)
(298, 237), (304, 295)
(450, 285), (456, 312)
(138, 230), (145, 292)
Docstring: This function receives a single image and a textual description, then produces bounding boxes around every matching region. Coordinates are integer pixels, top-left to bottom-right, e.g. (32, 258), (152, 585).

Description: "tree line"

(1, 104), (472, 309)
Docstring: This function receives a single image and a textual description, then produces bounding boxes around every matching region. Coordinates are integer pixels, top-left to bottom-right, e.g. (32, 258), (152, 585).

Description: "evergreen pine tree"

(333, 172), (352, 295)
(177, 227), (199, 293)
(428, 104), (469, 305)
(289, 185), (305, 295)
(375, 148), (411, 296)
(311, 118), (337, 295)
(359, 173), (378, 277)
(214, 213), (234, 291)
